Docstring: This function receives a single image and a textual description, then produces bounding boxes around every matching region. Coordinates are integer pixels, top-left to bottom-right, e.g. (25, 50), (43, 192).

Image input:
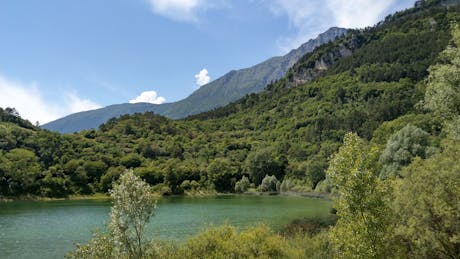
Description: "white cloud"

(194, 68), (210, 87)
(129, 90), (166, 104)
(67, 93), (101, 113)
(147, 0), (201, 22)
(264, 0), (415, 53)
(326, 0), (398, 28)
(267, 0), (322, 28)
(0, 74), (101, 125)
(146, 0), (228, 22)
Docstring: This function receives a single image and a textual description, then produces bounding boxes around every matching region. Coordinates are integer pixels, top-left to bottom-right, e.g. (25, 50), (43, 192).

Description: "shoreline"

(0, 193), (110, 203)
(1, 190), (329, 203)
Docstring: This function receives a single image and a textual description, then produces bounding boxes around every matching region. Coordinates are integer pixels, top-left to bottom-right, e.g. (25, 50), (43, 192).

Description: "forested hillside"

(42, 28), (347, 133)
(1, 0), (459, 202)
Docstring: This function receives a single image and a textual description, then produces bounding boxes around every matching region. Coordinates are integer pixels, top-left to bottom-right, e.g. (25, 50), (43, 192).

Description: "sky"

(0, 0), (417, 124)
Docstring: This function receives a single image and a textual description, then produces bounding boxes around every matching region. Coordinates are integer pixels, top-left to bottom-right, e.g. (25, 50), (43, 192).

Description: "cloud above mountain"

(0, 73), (101, 125)
(194, 68), (210, 87)
(263, 0), (415, 53)
(129, 90), (166, 104)
(67, 93), (101, 113)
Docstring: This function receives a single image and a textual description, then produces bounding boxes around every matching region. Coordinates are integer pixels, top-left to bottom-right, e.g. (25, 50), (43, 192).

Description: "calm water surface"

(0, 195), (331, 259)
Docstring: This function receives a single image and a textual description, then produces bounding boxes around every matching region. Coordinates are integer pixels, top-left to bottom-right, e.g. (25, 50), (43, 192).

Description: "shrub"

(379, 124), (431, 178)
(259, 175), (280, 192)
(234, 176), (250, 193)
(149, 225), (305, 258)
(120, 154), (142, 168)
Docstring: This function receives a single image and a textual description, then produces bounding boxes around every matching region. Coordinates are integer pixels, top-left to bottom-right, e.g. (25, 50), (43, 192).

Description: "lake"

(0, 195), (331, 259)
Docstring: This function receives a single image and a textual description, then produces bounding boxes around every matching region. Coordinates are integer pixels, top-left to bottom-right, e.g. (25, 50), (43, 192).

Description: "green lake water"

(0, 195), (331, 259)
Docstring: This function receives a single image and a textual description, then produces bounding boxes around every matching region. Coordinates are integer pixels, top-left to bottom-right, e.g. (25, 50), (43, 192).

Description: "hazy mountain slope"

(42, 103), (172, 133)
(42, 27), (347, 133)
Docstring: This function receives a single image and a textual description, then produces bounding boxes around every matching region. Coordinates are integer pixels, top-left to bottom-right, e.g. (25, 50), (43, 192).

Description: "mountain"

(1, 0), (459, 200)
(42, 27), (347, 133)
(40, 103), (171, 134)
(3, 1), (460, 257)
(3, 0), (458, 198)
(158, 27), (348, 118)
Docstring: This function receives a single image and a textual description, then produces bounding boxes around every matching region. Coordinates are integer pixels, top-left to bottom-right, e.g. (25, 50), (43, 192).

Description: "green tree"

(100, 166), (125, 192)
(83, 160), (107, 182)
(70, 170), (157, 259)
(120, 154), (143, 169)
(392, 140), (460, 258)
(207, 158), (237, 192)
(327, 133), (393, 258)
(0, 148), (41, 195)
(244, 148), (286, 185)
(305, 158), (328, 189)
(133, 166), (164, 186)
(234, 176), (250, 193)
(40, 166), (69, 197)
(423, 25), (460, 120)
(70, 166), (91, 194)
(259, 175), (280, 192)
(379, 124), (431, 179)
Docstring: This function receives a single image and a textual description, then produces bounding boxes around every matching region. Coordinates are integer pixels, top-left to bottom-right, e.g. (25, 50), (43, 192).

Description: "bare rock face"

(286, 35), (362, 88)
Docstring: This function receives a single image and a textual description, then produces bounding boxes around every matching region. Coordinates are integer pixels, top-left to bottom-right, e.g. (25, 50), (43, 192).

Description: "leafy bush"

(379, 124), (431, 178)
(259, 175), (280, 192)
(234, 176), (250, 193)
(120, 154), (143, 168)
(148, 225), (308, 259)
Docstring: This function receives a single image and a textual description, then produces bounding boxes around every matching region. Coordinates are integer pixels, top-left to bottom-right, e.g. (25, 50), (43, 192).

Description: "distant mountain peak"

(42, 27), (348, 133)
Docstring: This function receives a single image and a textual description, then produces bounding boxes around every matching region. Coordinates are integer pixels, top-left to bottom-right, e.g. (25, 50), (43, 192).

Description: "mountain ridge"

(42, 27), (347, 133)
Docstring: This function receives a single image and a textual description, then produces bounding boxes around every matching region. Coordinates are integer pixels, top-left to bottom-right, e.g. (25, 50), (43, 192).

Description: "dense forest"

(1, 0), (458, 199)
(71, 14), (460, 257)
(1, 0), (459, 257)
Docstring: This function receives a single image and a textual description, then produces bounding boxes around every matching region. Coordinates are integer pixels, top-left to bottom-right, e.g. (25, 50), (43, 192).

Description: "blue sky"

(0, 0), (416, 124)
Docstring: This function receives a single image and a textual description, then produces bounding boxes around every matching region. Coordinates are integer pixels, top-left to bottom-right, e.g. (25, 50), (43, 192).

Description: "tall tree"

(0, 148), (41, 195)
(423, 25), (460, 121)
(70, 170), (157, 259)
(327, 133), (393, 258)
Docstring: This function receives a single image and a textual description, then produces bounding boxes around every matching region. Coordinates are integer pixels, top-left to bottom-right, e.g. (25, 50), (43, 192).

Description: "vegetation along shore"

(1, 1), (459, 258)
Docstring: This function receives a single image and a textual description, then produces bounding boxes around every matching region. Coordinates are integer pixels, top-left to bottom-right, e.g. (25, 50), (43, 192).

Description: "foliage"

(0, 148), (41, 195)
(327, 133), (393, 258)
(146, 225), (332, 259)
(392, 140), (460, 258)
(206, 158), (238, 192)
(0, 3), (458, 200)
(259, 175), (280, 192)
(280, 216), (338, 237)
(379, 124), (432, 178)
(314, 178), (332, 193)
(69, 170), (157, 259)
(0, 107), (36, 129)
(108, 170), (157, 258)
(120, 154), (142, 169)
(164, 225), (301, 258)
(234, 175), (250, 193)
(244, 148), (286, 186)
(423, 24), (460, 120)
(61, 11), (460, 259)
